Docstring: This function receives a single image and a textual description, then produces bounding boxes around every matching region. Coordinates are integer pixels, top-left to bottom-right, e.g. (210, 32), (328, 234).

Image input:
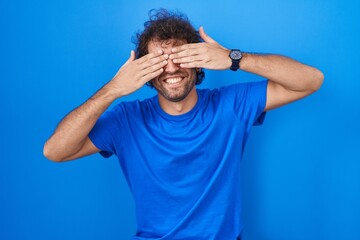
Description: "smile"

(164, 77), (183, 84)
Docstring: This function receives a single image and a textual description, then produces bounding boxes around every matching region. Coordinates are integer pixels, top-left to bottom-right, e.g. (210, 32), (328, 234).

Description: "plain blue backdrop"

(1, 0), (359, 239)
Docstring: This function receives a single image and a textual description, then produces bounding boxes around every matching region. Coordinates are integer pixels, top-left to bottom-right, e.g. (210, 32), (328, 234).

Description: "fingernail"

(164, 54), (168, 59)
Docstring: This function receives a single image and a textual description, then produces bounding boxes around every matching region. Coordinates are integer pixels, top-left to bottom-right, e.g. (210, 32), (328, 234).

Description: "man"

(44, 9), (323, 240)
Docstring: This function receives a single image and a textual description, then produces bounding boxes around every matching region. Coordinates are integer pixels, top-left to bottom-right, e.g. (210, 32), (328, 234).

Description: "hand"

(106, 50), (168, 98)
(169, 27), (231, 70)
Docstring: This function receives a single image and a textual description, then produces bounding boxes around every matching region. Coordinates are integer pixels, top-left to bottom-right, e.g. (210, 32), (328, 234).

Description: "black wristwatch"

(229, 49), (243, 71)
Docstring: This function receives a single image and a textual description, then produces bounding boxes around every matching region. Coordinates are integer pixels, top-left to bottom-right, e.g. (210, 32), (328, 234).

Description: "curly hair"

(133, 9), (205, 87)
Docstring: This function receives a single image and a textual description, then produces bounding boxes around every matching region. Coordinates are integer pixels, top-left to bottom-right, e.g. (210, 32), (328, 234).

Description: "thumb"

(130, 50), (136, 61)
(115, 50), (135, 77)
(125, 50), (136, 64)
(199, 26), (216, 43)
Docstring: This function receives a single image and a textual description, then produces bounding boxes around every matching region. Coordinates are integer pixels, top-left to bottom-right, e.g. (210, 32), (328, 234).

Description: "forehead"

(147, 39), (187, 53)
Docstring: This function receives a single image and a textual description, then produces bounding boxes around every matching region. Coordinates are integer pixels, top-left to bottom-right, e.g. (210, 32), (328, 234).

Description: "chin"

(163, 94), (188, 102)
(152, 73), (197, 102)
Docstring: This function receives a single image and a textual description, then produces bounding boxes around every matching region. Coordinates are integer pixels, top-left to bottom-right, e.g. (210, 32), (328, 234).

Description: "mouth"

(164, 77), (184, 85)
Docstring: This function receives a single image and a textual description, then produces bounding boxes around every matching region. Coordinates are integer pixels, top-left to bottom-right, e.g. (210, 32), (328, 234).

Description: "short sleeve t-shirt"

(89, 80), (268, 240)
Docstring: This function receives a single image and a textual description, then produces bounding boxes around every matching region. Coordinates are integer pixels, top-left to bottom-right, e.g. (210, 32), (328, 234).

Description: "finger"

(137, 49), (164, 64)
(142, 58), (168, 72)
(129, 50), (136, 61)
(140, 67), (164, 83)
(171, 43), (201, 53)
(172, 54), (204, 64)
(179, 61), (203, 69)
(169, 47), (202, 60)
(115, 50), (135, 77)
(140, 53), (169, 70)
(124, 50), (136, 66)
(199, 26), (216, 43)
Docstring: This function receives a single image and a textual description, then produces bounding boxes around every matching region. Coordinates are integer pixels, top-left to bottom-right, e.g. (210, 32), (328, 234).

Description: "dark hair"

(133, 9), (205, 87)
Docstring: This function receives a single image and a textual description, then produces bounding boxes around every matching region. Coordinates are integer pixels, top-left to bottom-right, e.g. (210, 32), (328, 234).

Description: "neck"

(158, 87), (198, 115)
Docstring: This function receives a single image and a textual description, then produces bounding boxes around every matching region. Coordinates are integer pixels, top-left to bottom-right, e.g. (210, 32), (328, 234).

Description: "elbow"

(310, 68), (324, 92)
(43, 142), (65, 163)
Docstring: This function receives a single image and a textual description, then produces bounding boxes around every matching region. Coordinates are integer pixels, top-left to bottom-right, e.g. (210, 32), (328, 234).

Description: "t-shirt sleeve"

(88, 105), (123, 158)
(222, 80), (268, 131)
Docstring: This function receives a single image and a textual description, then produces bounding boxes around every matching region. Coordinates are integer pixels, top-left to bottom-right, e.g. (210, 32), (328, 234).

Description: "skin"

(43, 50), (169, 162)
(43, 26), (324, 162)
(148, 39), (198, 115)
(169, 27), (324, 111)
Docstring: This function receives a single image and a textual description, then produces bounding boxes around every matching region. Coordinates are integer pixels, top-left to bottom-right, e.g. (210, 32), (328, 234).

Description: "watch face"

(230, 50), (242, 60)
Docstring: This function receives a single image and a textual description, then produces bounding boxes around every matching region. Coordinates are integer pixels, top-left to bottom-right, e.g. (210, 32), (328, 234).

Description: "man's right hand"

(43, 50), (169, 162)
(105, 50), (169, 98)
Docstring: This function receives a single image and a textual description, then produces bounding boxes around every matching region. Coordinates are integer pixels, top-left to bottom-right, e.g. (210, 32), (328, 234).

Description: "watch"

(229, 49), (243, 71)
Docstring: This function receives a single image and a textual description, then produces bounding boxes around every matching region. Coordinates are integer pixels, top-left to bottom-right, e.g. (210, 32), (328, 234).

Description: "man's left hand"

(169, 27), (231, 70)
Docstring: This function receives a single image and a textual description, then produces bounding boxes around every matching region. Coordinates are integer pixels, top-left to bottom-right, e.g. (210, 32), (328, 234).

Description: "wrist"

(229, 49), (243, 71)
(239, 52), (249, 70)
(95, 83), (120, 103)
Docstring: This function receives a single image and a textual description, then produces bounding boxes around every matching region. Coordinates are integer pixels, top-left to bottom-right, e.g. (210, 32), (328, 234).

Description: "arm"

(239, 53), (324, 110)
(43, 50), (168, 162)
(169, 27), (324, 110)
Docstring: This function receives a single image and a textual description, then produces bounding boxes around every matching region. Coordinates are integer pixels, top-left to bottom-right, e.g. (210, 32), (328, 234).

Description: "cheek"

(151, 76), (163, 87)
(189, 69), (197, 81)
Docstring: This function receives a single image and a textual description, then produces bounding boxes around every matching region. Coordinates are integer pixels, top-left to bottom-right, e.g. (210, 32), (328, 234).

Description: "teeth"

(165, 77), (182, 84)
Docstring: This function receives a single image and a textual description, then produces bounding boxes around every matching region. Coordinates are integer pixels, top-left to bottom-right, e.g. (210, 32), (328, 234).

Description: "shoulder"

(217, 81), (268, 100)
(220, 81), (267, 92)
(112, 95), (157, 112)
(197, 82), (259, 99)
(196, 83), (252, 103)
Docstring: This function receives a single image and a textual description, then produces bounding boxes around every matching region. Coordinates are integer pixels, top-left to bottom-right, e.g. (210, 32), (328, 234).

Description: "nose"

(164, 59), (180, 73)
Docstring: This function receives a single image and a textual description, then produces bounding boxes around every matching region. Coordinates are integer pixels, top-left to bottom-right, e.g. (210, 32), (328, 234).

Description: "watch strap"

(230, 59), (240, 71)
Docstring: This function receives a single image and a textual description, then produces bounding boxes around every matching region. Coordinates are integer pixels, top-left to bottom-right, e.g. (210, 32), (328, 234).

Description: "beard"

(152, 69), (196, 102)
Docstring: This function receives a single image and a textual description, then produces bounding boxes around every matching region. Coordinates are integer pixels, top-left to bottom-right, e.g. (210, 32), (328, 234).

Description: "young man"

(44, 9), (323, 240)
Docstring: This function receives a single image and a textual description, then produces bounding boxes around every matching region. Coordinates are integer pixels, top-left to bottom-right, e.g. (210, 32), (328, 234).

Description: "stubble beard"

(152, 70), (196, 102)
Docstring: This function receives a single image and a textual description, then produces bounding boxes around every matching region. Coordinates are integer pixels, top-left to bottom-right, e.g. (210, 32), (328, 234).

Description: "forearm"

(44, 50), (168, 162)
(43, 85), (117, 161)
(169, 28), (323, 92)
(239, 53), (324, 92)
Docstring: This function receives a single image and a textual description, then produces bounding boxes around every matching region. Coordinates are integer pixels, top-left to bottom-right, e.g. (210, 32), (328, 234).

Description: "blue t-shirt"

(89, 80), (268, 240)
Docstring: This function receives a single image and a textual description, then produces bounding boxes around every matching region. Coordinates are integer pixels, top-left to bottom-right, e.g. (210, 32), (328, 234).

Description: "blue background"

(1, 0), (359, 239)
